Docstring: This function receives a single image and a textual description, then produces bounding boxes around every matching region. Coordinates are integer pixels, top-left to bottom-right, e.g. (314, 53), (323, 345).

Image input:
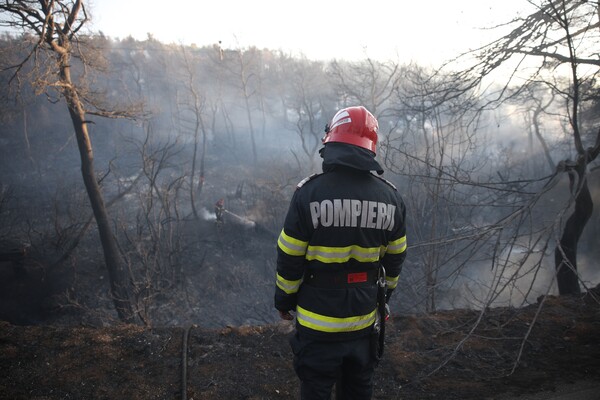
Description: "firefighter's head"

(322, 106), (379, 154)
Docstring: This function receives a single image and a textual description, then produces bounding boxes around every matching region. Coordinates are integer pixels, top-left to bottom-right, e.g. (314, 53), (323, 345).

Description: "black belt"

(303, 269), (378, 288)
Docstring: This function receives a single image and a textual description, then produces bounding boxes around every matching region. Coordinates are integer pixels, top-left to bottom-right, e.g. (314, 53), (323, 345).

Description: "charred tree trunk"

(554, 164), (593, 295)
(238, 50), (258, 164)
(1, 0), (137, 323)
(63, 72), (135, 322)
(54, 37), (136, 323)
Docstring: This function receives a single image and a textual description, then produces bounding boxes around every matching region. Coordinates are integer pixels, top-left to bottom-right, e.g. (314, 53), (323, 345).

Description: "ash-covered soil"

(1, 287), (599, 400)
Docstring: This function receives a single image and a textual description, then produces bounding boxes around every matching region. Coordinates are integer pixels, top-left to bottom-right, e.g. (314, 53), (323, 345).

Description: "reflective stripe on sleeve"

(305, 244), (381, 263)
(386, 235), (407, 255)
(386, 275), (399, 289)
(278, 230), (308, 256)
(276, 273), (302, 294)
(296, 305), (377, 333)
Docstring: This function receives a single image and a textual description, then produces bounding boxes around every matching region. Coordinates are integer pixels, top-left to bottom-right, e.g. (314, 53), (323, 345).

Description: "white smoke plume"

(200, 207), (217, 221)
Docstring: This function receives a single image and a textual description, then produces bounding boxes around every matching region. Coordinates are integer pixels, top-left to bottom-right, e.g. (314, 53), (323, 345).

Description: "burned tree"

(276, 56), (335, 171)
(446, 0), (600, 295)
(0, 0), (137, 322)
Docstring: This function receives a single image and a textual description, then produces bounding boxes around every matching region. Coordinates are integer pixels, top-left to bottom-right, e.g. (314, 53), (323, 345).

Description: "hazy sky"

(90, 0), (529, 64)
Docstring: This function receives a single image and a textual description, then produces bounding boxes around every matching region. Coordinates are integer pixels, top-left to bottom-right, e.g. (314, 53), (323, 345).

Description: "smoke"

(200, 207), (217, 221)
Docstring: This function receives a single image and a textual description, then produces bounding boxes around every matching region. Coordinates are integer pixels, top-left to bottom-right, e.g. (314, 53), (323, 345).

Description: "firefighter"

(275, 106), (408, 399)
(214, 198), (225, 224)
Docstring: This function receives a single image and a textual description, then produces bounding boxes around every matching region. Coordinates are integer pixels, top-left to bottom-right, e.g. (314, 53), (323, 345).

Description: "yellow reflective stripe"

(276, 273), (302, 294)
(305, 245), (381, 263)
(278, 230), (308, 256)
(296, 305), (377, 333)
(386, 275), (399, 289)
(386, 235), (407, 254)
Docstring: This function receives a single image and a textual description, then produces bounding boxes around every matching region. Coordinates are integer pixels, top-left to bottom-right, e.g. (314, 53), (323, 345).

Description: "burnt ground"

(0, 286), (599, 400)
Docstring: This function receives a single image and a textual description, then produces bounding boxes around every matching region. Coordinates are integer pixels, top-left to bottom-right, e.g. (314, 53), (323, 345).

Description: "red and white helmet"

(322, 106), (379, 154)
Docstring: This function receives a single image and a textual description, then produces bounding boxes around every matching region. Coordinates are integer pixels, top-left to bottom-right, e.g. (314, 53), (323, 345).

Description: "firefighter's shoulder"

(371, 173), (397, 191)
(296, 173), (323, 189)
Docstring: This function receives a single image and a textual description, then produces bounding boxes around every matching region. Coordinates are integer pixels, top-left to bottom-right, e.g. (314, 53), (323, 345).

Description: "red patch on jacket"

(347, 272), (367, 283)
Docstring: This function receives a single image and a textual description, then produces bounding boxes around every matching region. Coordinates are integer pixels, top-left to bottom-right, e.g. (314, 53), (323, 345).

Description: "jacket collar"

(320, 142), (384, 175)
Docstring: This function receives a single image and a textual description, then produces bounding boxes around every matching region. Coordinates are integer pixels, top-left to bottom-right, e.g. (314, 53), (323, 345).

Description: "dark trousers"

(290, 333), (377, 400)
